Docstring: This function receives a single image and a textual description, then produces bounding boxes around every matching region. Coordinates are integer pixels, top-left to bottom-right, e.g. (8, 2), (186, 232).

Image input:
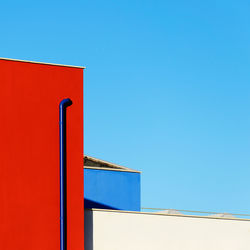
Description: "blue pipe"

(59, 98), (72, 250)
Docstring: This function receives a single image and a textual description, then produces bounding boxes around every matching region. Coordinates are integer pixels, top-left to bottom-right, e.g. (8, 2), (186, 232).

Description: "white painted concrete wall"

(85, 209), (250, 250)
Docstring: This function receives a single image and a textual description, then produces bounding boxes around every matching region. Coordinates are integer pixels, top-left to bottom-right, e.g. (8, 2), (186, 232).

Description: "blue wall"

(84, 169), (140, 211)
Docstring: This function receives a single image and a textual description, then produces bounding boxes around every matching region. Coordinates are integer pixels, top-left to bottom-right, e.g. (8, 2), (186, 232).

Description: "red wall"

(0, 59), (84, 250)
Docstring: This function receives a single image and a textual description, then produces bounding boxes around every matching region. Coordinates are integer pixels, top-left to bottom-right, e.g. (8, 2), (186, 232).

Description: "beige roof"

(84, 155), (141, 173)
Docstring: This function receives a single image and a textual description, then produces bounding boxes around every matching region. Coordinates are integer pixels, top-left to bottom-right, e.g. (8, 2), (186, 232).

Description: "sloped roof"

(84, 155), (140, 173)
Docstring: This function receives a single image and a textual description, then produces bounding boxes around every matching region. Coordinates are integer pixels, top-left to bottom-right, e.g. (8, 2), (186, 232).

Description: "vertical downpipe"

(59, 98), (72, 250)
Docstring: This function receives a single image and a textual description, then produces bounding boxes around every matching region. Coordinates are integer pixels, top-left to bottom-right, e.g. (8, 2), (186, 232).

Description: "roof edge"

(87, 208), (250, 222)
(84, 166), (141, 173)
(0, 57), (86, 69)
(84, 155), (141, 173)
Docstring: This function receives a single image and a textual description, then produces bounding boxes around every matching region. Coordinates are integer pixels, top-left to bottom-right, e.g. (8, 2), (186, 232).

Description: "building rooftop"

(84, 155), (140, 173)
(0, 57), (85, 69)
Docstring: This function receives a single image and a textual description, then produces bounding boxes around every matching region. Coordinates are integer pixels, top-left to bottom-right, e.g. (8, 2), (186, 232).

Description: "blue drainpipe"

(59, 98), (72, 250)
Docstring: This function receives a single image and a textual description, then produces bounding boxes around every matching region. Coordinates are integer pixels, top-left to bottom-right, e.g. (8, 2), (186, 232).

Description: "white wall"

(85, 209), (250, 250)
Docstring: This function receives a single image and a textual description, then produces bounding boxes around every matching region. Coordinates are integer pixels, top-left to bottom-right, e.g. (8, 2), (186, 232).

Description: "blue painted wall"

(84, 169), (140, 211)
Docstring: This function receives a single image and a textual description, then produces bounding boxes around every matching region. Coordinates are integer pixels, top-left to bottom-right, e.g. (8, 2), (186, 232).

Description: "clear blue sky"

(1, 0), (250, 214)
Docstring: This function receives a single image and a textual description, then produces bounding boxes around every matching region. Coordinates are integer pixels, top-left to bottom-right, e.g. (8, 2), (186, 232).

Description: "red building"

(0, 58), (84, 250)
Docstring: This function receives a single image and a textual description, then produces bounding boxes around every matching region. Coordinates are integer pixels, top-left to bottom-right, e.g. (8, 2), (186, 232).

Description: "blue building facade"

(84, 156), (141, 211)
